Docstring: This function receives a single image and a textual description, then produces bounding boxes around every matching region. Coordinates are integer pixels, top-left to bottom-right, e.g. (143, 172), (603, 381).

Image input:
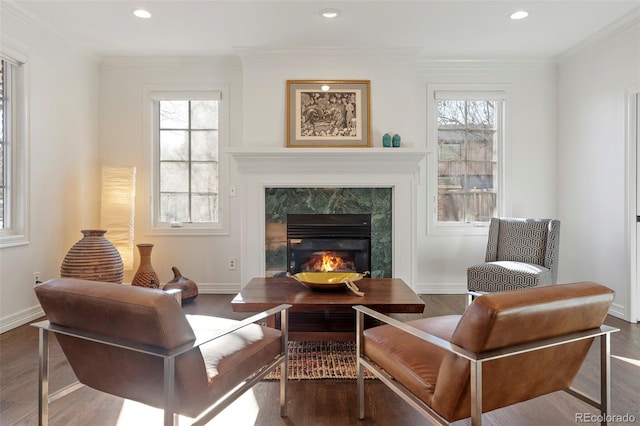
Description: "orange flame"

(320, 254), (344, 272)
(304, 252), (348, 272)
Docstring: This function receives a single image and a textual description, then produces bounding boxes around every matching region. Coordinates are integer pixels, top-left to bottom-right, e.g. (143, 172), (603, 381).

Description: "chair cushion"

(496, 220), (548, 265)
(454, 281), (614, 353)
(35, 278), (196, 349)
(467, 261), (552, 291)
(363, 315), (460, 407)
(186, 315), (283, 404)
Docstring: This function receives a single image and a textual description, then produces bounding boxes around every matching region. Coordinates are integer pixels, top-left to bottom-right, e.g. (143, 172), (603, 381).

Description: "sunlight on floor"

(115, 389), (260, 426)
(612, 355), (640, 367)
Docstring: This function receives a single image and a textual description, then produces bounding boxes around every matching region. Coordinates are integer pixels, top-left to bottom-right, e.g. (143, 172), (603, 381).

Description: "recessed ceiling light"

(320, 8), (340, 19)
(321, 85), (331, 92)
(133, 9), (152, 19)
(510, 10), (529, 20)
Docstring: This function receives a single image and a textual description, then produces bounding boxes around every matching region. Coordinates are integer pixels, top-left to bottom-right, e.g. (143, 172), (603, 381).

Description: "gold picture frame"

(286, 80), (371, 148)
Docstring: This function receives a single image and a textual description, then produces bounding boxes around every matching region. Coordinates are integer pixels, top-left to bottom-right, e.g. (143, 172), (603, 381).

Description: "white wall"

(96, 50), (558, 298)
(239, 48), (420, 148)
(557, 15), (640, 320)
(0, 4), (100, 332)
(414, 61), (558, 293)
(98, 56), (244, 288)
(239, 52), (558, 294)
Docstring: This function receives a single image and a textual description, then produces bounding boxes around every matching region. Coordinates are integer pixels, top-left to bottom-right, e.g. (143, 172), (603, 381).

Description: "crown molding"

(1, 0), (99, 64)
(234, 46), (424, 67)
(557, 7), (640, 60)
(99, 55), (241, 71)
(413, 58), (556, 74)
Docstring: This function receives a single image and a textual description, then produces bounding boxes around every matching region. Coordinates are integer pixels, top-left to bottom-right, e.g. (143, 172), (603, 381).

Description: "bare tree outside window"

(158, 100), (219, 224)
(437, 99), (499, 222)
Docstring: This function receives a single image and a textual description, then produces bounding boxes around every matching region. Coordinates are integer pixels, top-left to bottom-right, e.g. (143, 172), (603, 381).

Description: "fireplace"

(287, 214), (371, 274)
(230, 148), (426, 288)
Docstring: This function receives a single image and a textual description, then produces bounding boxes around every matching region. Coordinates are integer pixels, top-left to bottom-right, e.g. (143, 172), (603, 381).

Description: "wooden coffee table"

(231, 277), (425, 341)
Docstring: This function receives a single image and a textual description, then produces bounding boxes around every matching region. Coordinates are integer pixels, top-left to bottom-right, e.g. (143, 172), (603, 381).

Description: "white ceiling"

(9, 0), (640, 58)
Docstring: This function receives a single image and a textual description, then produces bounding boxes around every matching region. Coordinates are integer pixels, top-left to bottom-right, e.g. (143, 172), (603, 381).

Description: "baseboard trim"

(414, 282), (467, 294)
(608, 302), (626, 321)
(0, 305), (44, 334)
(197, 282), (241, 294)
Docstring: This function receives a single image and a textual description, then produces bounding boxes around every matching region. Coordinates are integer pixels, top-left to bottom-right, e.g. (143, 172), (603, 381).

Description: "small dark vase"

(164, 266), (199, 303)
(131, 244), (160, 288)
(392, 133), (401, 147)
(382, 133), (391, 147)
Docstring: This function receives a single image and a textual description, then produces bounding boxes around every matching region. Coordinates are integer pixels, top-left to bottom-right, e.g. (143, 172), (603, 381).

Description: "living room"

(2, 4), (637, 316)
(1, 1), (639, 424)
(1, 1), (638, 330)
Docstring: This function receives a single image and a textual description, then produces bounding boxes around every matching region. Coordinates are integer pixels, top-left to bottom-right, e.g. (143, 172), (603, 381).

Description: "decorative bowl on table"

(288, 271), (368, 292)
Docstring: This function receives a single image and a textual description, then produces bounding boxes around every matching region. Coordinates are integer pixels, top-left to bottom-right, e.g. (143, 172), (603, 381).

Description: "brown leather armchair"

(354, 282), (618, 425)
(33, 278), (290, 426)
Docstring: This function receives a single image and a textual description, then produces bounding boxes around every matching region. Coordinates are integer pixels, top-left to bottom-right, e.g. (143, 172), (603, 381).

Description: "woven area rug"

(265, 341), (376, 380)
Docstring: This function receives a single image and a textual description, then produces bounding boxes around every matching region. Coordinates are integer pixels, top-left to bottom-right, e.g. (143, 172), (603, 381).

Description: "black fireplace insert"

(286, 214), (371, 274)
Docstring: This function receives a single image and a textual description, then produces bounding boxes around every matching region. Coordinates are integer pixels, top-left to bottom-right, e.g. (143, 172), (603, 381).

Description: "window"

(428, 88), (505, 234)
(0, 48), (29, 248)
(158, 99), (219, 223)
(148, 90), (227, 234)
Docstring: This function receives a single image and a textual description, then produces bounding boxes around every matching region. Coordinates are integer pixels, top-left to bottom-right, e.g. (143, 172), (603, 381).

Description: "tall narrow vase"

(131, 244), (160, 288)
(61, 229), (124, 283)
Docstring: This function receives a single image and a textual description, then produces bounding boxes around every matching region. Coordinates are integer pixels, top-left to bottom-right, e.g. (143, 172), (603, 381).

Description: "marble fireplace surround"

(230, 148), (426, 290)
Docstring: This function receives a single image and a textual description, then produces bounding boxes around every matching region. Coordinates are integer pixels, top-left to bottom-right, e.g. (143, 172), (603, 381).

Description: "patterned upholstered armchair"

(467, 217), (560, 301)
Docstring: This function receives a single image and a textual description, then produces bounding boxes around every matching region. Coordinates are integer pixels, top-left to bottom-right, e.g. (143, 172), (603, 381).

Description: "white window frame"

(143, 86), (229, 235)
(427, 84), (507, 235)
(0, 44), (30, 248)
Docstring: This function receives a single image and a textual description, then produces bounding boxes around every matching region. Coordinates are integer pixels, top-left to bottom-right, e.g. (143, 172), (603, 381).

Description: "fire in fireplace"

(287, 214), (371, 274)
(300, 251), (355, 272)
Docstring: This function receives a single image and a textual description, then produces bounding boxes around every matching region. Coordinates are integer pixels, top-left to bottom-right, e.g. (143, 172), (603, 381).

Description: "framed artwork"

(286, 80), (371, 148)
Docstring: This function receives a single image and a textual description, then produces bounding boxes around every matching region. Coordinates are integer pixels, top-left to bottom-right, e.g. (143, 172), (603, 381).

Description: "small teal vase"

(382, 133), (391, 147)
(392, 134), (401, 147)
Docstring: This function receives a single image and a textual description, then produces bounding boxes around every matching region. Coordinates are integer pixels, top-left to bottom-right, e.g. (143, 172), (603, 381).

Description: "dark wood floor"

(1, 294), (638, 425)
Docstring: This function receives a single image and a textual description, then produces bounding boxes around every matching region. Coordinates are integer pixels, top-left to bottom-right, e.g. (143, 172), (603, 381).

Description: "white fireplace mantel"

(229, 147), (427, 174)
(229, 148), (427, 289)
